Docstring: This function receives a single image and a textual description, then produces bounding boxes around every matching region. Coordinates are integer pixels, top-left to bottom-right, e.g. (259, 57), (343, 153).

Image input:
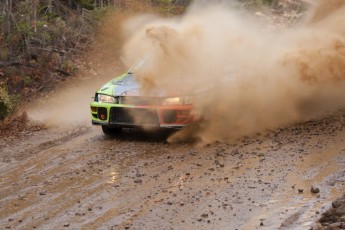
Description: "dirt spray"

(121, 0), (345, 143)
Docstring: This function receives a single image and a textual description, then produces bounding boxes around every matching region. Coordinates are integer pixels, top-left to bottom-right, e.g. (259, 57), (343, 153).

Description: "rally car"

(90, 72), (197, 135)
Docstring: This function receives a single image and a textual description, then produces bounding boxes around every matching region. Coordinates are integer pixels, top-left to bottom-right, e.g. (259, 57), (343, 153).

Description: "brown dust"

(121, 0), (345, 143)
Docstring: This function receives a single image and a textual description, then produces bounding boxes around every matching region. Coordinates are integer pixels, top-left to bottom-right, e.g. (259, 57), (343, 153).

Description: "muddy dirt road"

(1, 110), (345, 230)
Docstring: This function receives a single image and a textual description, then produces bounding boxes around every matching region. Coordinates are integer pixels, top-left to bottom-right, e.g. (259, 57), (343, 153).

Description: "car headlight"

(160, 96), (195, 106)
(160, 97), (183, 106)
(183, 96), (193, 105)
(97, 94), (116, 103)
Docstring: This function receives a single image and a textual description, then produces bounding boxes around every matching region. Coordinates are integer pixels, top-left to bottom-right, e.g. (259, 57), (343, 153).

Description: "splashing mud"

(122, 0), (345, 143)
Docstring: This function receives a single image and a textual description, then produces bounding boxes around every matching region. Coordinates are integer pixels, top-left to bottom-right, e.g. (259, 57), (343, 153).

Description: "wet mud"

(1, 109), (345, 229)
(2, 1), (345, 229)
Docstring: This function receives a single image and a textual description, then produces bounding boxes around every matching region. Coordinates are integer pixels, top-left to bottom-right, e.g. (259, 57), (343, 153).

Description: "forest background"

(0, 0), (304, 120)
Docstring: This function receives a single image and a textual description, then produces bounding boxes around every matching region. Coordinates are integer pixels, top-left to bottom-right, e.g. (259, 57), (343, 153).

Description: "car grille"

(109, 107), (159, 127)
(119, 96), (159, 106)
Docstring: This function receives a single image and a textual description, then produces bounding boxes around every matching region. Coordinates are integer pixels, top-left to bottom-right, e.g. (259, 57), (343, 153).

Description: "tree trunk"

(48, 0), (53, 14)
(33, 0), (37, 33)
(3, 0), (8, 35)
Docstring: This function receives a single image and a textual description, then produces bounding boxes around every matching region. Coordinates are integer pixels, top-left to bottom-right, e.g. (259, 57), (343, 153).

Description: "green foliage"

(263, 0), (275, 5)
(0, 14), (5, 24)
(0, 86), (13, 120)
(239, 0), (278, 9)
(22, 76), (32, 86)
(61, 60), (77, 74)
(76, 0), (95, 10)
(0, 48), (9, 62)
(153, 0), (189, 15)
(92, 6), (110, 21)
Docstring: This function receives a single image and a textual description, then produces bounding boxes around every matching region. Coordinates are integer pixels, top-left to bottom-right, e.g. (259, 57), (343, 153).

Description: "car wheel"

(102, 125), (122, 135)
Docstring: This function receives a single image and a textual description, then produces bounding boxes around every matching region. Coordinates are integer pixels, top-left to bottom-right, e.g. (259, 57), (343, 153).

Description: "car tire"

(102, 125), (122, 135)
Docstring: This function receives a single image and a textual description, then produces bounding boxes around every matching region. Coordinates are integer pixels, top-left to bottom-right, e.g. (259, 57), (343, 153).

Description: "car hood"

(97, 73), (181, 97)
(97, 73), (143, 97)
(96, 72), (225, 97)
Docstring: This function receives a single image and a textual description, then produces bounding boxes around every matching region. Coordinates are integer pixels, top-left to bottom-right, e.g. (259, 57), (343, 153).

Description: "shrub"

(0, 86), (13, 120)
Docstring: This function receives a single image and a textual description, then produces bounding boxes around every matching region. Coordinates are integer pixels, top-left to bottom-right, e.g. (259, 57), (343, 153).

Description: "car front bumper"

(90, 102), (196, 128)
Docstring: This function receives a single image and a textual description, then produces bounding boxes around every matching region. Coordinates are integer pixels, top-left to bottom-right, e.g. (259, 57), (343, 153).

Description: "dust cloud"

(121, 0), (345, 143)
(27, 80), (99, 128)
(27, 9), (129, 128)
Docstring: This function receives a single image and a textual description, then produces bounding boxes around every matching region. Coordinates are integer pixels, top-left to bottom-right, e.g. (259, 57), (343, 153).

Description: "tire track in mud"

(0, 128), (175, 229)
(1, 126), (90, 162)
(1, 110), (345, 229)
(100, 113), (345, 230)
(0, 127), (93, 217)
(0, 130), (119, 228)
(83, 144), (259, 230)
(243, 134), (345, 229)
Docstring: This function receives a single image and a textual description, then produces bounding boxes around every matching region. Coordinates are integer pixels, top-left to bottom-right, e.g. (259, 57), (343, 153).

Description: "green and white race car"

(90, 72), (197, 135)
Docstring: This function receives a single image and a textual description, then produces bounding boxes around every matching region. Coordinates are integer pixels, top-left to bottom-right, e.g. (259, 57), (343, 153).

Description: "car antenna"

(127, 54), (150, 74)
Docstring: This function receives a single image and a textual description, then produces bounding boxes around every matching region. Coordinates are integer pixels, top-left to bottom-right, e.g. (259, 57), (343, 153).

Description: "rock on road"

(1, 110), (345, 230)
